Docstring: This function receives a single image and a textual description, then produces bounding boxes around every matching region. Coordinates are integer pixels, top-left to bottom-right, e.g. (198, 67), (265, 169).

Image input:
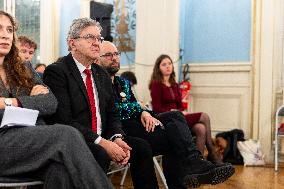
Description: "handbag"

(237, 139), (265, 166)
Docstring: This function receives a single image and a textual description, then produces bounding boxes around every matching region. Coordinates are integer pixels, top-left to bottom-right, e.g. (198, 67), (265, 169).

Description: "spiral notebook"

(0, 106), (39, 128)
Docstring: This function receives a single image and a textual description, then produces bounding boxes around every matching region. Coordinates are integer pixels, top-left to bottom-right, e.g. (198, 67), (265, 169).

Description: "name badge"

(120, 92), (127, 102)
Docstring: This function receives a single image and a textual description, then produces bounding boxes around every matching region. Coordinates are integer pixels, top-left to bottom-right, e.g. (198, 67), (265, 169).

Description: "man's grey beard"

(105, 66), (119, 76)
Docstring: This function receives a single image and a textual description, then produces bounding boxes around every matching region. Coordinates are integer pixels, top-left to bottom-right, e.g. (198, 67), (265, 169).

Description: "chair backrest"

(276, 105), (284, 134)
(278, 105), (284, 117)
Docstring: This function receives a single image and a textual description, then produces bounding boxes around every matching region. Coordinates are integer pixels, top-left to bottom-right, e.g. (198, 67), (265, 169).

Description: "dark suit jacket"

(43, 53), (124, 143)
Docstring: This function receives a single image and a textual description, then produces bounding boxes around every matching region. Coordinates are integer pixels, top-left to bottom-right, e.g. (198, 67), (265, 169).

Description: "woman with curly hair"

(0, 10), (113, 189)
(149, 54), (223, 165)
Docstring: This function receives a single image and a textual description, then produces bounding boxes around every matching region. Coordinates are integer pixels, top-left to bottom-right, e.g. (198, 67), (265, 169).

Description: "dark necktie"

(84, 69), (97, 132)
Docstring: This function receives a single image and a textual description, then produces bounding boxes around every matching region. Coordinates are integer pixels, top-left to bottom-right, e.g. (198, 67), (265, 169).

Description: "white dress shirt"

(73, 57), (102, 144)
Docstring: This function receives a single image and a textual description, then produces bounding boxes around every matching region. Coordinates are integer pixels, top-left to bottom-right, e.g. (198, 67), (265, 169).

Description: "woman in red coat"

(149, 54), (223, 164)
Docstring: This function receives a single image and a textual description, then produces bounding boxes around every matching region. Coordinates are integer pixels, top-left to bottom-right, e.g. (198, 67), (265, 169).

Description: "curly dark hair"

(0, 11), (34, 94)
(149, 54), (176, 88)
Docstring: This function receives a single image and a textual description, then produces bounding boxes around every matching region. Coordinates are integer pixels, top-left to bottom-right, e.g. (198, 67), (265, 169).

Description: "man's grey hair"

(68, 17), (102, 39)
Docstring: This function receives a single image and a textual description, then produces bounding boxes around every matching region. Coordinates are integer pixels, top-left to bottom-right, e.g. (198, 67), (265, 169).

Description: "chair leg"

(153, 156), (168, 189)
(275, 117), (279, 171)
(120, 164), (129, 186)
(275, 136), (278, 171)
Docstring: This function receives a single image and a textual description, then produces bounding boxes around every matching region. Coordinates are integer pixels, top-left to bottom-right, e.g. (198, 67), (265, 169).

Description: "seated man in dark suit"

(43, 18), (158, 189)
(98, 41), (235, 189)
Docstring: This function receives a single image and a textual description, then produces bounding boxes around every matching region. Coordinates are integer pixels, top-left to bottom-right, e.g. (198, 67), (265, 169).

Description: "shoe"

(202, 163), (235, 185)
(182, 158), (235, 188)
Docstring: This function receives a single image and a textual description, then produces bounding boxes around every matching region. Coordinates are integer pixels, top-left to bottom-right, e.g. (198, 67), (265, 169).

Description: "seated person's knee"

(192, 123), (206, 136)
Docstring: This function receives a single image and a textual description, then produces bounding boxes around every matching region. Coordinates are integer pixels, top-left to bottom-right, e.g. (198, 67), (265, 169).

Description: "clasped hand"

(99, 138), (132, 165)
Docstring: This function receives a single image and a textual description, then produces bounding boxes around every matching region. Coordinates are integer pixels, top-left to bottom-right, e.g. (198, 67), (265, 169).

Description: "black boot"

(182, 158), (235, 188)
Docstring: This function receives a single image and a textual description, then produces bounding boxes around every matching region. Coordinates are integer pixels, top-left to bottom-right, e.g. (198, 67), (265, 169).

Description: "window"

(0, 1), (3, 9)
(0, 0), (40, 65)
(15, 0), (40, 64)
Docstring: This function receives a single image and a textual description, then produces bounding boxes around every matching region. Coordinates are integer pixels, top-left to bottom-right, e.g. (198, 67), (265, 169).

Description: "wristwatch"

(110, 134), (124, 142)
(4, 98), (13, 106)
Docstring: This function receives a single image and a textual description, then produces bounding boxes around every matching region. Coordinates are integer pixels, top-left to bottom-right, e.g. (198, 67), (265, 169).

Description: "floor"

(1, 164), (283, 189)
(110, 164), (284, 189)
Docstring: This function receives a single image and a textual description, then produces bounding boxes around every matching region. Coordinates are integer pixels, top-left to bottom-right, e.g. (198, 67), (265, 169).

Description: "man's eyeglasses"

(100, 52), (121, 59)
(73, 34), (104, 43)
